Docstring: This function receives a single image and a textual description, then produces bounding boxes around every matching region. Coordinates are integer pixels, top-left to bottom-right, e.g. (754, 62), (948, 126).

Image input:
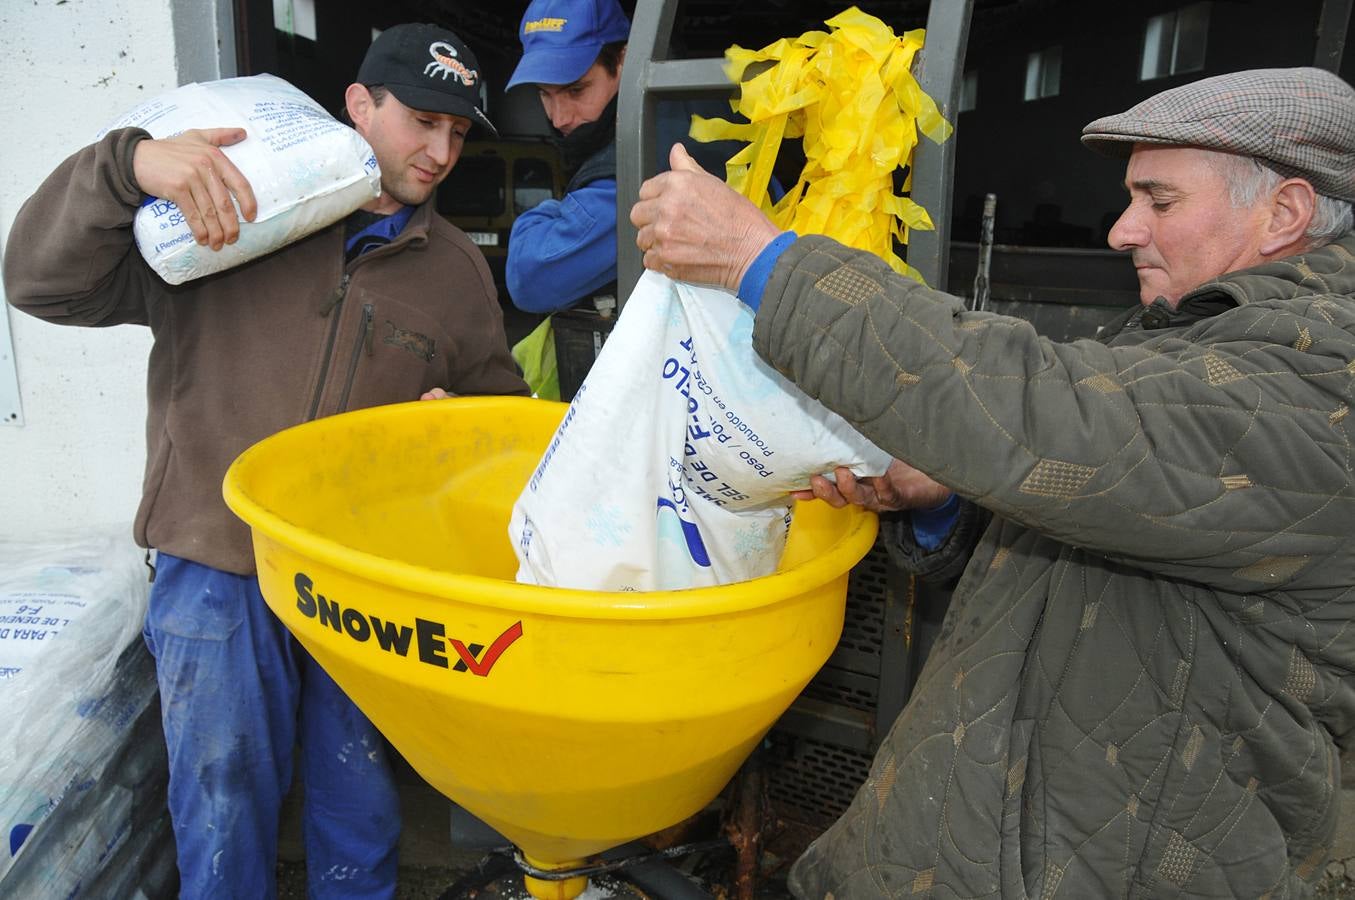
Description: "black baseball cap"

(358, 23), (499, 137)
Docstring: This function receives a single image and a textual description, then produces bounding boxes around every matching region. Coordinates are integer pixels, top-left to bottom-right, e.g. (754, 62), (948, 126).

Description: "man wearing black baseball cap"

(4, 22), (527, 899)
(350, 24), (498, 218)
(628, 67), (1355, 898)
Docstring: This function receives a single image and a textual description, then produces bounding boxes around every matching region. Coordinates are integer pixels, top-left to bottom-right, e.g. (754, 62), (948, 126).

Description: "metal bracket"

(908, 0), (974, 291)
(0, 259), (25, 427)
(617, 1), (974, 304)
(616, 2), (733, 307)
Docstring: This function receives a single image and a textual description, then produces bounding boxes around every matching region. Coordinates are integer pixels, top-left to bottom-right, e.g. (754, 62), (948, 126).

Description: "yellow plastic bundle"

(690, 7), (953, 282)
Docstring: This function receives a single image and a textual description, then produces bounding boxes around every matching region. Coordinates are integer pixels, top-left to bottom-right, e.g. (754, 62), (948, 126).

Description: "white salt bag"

(510, 271), (891, 592)
(97, 73), (381, 284)
(0, 527), (149, 885)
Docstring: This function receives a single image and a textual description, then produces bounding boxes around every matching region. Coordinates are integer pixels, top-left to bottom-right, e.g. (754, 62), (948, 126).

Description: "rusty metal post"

(724, 747), (767, 900)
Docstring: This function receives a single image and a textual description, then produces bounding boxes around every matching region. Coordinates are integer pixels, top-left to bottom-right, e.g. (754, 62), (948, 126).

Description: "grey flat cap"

(1082, 67), (1355, 203)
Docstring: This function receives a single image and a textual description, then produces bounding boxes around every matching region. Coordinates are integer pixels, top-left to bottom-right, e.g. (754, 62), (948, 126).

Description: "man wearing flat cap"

(4, 22), (527, 898)
(631, 66), (1355, 897)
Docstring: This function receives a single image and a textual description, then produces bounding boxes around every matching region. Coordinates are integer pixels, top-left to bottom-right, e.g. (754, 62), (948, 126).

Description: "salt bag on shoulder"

(98, 73), (381, 285)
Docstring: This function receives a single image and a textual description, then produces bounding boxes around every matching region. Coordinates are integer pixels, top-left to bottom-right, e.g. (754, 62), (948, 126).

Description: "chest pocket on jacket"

(341, 290), (453, 411)
(383, 320), (436, 362)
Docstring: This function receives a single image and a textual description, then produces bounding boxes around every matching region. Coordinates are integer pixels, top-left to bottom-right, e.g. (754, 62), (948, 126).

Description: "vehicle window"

(514, 158), (557, 215)
(437, 156), (505, 218)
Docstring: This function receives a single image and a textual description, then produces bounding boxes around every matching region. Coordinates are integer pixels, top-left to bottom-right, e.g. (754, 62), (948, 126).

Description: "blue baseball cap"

(505, 0), (631, 90)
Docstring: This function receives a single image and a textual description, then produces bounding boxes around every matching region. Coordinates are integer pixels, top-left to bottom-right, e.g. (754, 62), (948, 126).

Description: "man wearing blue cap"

(503, 0), (633, 317)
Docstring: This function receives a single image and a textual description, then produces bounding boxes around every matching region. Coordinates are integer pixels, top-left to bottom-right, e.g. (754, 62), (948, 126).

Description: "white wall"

(0, 0), (230, 538)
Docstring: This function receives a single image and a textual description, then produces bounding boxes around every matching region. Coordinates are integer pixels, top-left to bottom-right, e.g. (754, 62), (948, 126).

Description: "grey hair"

(1211, 153), (1353, 248)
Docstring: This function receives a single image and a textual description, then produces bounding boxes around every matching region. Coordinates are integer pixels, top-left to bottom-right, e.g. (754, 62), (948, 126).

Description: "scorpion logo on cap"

(425, 41), (478, 87)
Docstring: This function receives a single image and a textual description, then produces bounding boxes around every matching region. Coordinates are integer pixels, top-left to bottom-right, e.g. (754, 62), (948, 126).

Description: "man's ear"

(345, 83), (374, 136)
(1260, 178), (1317, 256)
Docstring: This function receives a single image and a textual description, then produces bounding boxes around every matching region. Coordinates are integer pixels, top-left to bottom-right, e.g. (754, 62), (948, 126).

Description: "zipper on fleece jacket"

(337, 303), (375, 413)
(308, 273), (350, 421)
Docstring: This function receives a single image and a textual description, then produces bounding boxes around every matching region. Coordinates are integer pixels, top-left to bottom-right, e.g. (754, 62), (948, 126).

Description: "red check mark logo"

(450, 621), (524, 677)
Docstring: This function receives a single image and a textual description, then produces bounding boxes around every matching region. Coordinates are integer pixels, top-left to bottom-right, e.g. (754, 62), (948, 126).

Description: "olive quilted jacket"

(759, 235), (1355, 899)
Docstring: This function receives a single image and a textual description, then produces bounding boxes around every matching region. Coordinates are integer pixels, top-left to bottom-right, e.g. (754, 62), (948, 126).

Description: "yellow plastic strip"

(690, 5), (953, 283)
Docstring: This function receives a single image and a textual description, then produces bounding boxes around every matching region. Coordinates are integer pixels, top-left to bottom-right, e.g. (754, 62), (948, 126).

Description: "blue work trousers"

(142, 553), (400, 899)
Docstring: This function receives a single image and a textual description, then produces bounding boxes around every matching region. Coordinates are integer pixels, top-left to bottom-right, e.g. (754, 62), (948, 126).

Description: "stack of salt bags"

(0, 528), (158, 895)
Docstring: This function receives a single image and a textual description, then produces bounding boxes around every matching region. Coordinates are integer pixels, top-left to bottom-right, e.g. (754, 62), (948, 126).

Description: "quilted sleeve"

(753, 236), (1355, 595)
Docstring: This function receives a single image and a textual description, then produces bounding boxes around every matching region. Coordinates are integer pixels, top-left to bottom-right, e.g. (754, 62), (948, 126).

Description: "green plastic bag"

(510, 316), (560, 401)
